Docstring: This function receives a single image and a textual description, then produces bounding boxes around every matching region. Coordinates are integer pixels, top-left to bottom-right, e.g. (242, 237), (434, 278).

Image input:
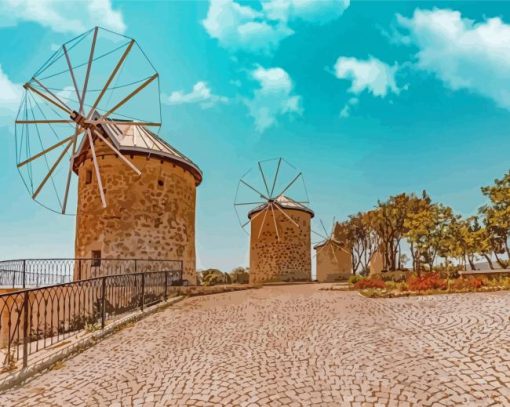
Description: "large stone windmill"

(235, 158), (313, 284)
(14, 27), (201, 282)
(313, 219), (352, 282)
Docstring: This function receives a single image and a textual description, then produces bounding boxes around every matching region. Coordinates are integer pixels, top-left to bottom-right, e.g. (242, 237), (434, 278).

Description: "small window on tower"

(158, 178), (164, 188)
(91, 250), (101, 267)
(85, 170), (92, 184)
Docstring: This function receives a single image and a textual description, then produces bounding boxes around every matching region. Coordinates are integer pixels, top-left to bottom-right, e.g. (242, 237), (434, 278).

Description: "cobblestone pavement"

(1, 285), (510, 406)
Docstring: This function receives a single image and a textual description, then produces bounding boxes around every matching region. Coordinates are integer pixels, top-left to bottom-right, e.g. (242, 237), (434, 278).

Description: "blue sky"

(1, 1), (510, 272)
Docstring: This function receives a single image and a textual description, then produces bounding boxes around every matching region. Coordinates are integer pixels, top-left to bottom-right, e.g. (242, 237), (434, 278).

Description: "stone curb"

(0, 295), (185, 393)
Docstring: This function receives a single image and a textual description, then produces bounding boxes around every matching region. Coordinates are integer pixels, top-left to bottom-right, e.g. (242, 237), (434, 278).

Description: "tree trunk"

(483, 254), (494, 270)
(468, 255), (476, 271)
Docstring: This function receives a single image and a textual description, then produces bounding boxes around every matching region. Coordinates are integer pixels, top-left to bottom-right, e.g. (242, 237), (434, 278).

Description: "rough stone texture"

(315, 241), (352, 282)
(74, 139), (199, 283)
(369, 250), (384, 275)
(250, 207), (311, 284)
(1, 285), (509, 406)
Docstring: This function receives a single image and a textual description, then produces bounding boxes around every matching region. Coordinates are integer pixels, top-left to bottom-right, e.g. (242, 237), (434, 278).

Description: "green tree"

(229, 266), (249, 284)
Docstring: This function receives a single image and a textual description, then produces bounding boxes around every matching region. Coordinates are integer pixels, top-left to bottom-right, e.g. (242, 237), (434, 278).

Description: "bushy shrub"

(380, 271), (408, 282)
(407, 273), (447, 291)
(354, 277), (385, 289)
(450, 276), (486, 291)
(229, 267), (249, 284)
(348, 274), (363, 285)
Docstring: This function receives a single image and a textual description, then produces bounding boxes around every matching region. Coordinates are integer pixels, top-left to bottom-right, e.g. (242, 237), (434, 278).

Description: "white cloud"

(202, 0), (292, 54)
(165, 81), (228, 109)
(263, 0), (350, 25)
(245, 66), (302, 132)
(397, 8), (510, 110)
(203, 0), (350, 53)
(339, 97), (358, 118)
(334, 56), (400, 97)
(0, 65), (22, 127)
(0, 0), (126, 34)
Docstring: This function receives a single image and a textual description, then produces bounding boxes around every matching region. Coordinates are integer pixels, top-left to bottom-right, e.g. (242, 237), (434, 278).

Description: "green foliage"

(200, 268), (230, 286)
(348, 274), (363, 285)
(229, 266), (250, 284)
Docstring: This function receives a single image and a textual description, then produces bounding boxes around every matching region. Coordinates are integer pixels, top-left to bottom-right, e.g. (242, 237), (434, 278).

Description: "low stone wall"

(169, 284), (256, 296)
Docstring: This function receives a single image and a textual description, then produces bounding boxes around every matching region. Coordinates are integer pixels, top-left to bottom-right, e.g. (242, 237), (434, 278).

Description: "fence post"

(140, 273), (145, 312)
(164, 270), (168, 301)
(22, 291), (29, 368)
(22, 260), (26, 289)
(78, 259), (82, 281)
(134, 259), (137, 274)
(101, 277), (106, 329)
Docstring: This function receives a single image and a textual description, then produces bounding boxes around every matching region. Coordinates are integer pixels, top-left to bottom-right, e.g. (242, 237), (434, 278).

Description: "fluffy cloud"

(245, 66), (302, 132)
(263, 0), (350, 25)
(165, 81), (228, 109)
(339, 97), (358, 118)
(0, 0), (126, 34)
(203, 0), (349, 53)
(397, 8), (510, 110)
(0, 65), (22, 127)
(202, 0), (292, 54)
(334, 56), (400, 97)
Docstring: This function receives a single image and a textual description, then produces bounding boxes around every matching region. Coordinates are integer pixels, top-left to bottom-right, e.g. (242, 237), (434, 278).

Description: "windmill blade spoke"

(94, 120), (161, 127)
(32, 78), (73, 113)
(277, 172), (302, 198)
(24, 83), (71, 115)
(88, 39), (135, 119)
(17, 133), (79, 168)
(234, 201), (265, 206)
(101, 73), (158, 119)
(81, 27), (99, 114)
(270, 157), (282, 198)
(274, 202), (299, 228)
(330, 243), (339, 264)
(61, 127), (79, 214)
(258, 161), (270, 197)
(241, 204), (267, 228)
(87, 129), (107, 208)
(270, 203), (280, 240)
(16, 120), (73, 124)
(332, 239), (351, 255)
(240, 179), (269, 200)
(63, 44), (81, 103)
(257, 206), (270, 239)
(320, 219), (329, 237)
(91, 128), (141, 175)
(312, 229), (327, 240)
(32, 138), (74, 200)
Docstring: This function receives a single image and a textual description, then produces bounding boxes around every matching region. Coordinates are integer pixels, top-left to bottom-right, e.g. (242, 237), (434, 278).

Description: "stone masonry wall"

(316, 242), (352, 282)
(74, 140), (198, 283)
(249, 207), (311, 284)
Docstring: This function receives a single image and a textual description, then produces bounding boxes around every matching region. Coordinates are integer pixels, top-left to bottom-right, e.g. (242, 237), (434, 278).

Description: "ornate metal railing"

(0, 269), (184, 370)
(0, 258), (183, 288)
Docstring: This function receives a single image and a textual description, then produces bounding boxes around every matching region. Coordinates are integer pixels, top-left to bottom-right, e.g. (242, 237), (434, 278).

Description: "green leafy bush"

(348, 275), (363, 285)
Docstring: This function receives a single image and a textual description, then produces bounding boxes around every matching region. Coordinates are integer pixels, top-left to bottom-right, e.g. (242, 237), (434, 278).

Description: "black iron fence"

(0, 269), (184, 370)
(0, 258), (183, 288)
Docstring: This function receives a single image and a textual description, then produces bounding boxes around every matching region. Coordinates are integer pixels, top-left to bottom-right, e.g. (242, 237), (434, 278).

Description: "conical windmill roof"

(248, 195), (314, 219)
(74, 119), (202, 185)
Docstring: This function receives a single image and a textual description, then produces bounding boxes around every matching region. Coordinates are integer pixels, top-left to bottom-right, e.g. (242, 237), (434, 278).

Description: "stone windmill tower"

(313, 219), (352, 282)
(14, 27), (201, 283)
(235, 158), (313, 284)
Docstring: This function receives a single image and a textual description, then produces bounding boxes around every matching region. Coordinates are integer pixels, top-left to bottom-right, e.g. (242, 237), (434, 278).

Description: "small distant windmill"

(234, 158), (314, 284)
(313, 218), (352, 282)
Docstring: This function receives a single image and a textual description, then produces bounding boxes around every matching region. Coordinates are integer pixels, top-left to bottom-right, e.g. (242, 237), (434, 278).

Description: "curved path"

(1, 285), (510, 406)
